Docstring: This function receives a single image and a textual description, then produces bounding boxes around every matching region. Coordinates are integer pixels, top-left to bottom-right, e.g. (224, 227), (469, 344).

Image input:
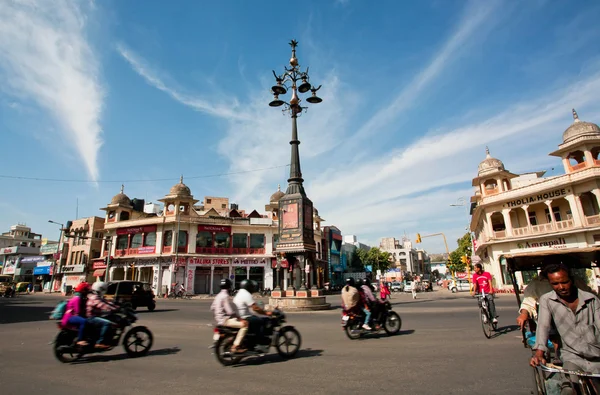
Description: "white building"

(470, 110), (600, 289)
(379, 237), (421, 273)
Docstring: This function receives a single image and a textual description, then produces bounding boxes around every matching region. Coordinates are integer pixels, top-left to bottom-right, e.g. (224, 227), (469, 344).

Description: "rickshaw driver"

(530, 264), (600, 392)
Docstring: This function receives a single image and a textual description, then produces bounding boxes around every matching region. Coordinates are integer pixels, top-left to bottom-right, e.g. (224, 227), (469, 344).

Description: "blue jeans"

(362, 308), (371, 325)
(67, 316), (87, 341)
(88, 317), (112, 344)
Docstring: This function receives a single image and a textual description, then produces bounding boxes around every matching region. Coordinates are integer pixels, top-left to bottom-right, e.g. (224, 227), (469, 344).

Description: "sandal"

(76, 341), (88, 347)
(231, 347), (247, 354)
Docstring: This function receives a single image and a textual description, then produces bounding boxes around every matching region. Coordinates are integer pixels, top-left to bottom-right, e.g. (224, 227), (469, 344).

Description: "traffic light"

(416, 233), (422, 243)
(460, 255), (467, 264)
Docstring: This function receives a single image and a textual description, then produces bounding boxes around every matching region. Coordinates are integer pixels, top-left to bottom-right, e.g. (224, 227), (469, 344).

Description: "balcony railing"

(489, 219), (575, 241)
(586, 215), (600, 226)
(493, 230), (506, 239)
(570, 162), (588, 172)
(555, 219), (574, 230)
(532, 223), (554, 233)
(512, 226), (530, 237)
(195, 247), (266, 255)
(114, 247), (156, 256)
(163, 246), (172, 253)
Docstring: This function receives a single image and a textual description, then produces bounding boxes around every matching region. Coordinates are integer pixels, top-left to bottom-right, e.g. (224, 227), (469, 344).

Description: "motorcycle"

(213, 308), (301, 366)
(342, 300), (402, 340)
(52, 307), (153, 363)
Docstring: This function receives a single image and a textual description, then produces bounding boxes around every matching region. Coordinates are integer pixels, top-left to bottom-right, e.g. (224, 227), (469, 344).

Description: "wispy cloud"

(116, 43), (249, 121)
(347, 0), (501, 146)
(0, 0), (104, 181)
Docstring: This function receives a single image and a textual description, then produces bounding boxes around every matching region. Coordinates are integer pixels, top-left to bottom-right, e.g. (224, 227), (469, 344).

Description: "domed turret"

(477, 147), (505, 176)
(169, 175), (192, 197)
(562, 109), (600, 144)
(270, 184), (285, 203)
(110, 185), (132, 206)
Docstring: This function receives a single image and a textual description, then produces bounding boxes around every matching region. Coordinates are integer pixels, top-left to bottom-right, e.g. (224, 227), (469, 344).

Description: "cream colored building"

(470, 110), (600, 289)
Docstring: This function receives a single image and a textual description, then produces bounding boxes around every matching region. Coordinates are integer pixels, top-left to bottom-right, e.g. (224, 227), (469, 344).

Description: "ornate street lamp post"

(269, 40), (322, 292)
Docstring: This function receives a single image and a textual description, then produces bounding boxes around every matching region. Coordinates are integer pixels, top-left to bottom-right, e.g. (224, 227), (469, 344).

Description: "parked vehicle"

(213, 308), (301, 366)
(449, 279), (471, 293)
(390, 282), (403, 292)
(0, 275), (13, 296)
(104, 281), (156, 311)
(342, 300), (402, 340)
(403, 281), (413, 293)
(53, 306), (153, 363)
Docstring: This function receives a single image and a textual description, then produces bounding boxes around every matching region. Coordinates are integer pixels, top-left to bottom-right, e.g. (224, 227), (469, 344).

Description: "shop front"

(187, 257), (231, 295)
(33, 260), (53, 291)
(60, 265), (87, 291)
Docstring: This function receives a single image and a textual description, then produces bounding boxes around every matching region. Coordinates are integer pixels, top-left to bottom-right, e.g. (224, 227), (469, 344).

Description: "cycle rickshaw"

(504, 249), (600, 395)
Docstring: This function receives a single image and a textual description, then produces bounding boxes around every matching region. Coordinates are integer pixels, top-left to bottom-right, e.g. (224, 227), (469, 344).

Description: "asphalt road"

(0, 290), (533, 395)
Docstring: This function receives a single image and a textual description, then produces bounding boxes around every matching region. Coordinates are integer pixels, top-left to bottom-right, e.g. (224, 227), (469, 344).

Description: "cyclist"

(471, 263), (498, 324)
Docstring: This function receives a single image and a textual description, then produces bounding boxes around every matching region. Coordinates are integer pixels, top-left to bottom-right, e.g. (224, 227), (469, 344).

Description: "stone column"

(562, 157), (571, 173)
(591, 189), (600, 212)
(521, 205), (531, 227)
(545, 200), (557, 226)
(209, 265), (214, 295)
(109, 267), (115, 282)
(501, 209), (512, 236)
(565, 195), (584, 227)
(485, 212), (494, 238)
(188, 224), (197, 254)
(124, 267), (130, 281)
(246, 266), (250, 279)
(585, 150), (595, 167)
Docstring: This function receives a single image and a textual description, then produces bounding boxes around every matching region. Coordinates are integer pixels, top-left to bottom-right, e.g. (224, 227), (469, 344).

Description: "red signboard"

(456, 272), (469, 279)
(92, 260), (107, 270)
(198, 225), (231, 233)
(137, 246), (156, 254)
(116, 225), (157, 235)
(332, 233), (343, 241)
(282, 203), (298, 229)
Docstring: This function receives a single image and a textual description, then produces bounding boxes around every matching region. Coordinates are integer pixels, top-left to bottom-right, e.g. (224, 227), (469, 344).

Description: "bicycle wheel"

(480, 308), (492, 338)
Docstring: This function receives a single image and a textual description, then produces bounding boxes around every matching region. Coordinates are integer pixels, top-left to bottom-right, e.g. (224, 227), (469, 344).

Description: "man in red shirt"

(472, 263), (498, 324)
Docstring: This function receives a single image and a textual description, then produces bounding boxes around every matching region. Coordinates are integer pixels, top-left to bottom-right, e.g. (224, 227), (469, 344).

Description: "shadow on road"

(232, 348), (324, 367)
(491, 325), (520, 339)
(136, 309), (179, 314)
(0, 298), (54, 324)
(359, 329), (416, 340)
(74, 347), (181, 364)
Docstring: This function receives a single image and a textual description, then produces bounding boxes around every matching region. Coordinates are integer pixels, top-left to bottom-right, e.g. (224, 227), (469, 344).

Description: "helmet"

(240, 279), (257, 293)
(74, 282), (91, 294)
(345, 278), (355, 287)
(220, 278), (232, 290)
(360, 278), (369, 286)
(91, 281), (108, 295)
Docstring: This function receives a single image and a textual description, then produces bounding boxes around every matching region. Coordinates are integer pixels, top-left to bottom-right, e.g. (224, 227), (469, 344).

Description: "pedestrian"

(380, 280), (391, 301)
(411, 278), (418, 299)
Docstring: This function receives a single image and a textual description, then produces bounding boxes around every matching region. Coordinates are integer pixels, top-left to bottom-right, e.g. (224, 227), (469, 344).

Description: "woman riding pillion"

(86, 282), (119, 349)
(341, 278), (372, 330)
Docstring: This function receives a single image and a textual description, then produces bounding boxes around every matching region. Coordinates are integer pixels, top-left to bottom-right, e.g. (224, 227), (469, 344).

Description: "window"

(214, 232), (230, 248)
(108, 211), (116, 220)
(116, 235), (129, 250)
(120, 211), (130, 221)
(545, 207), (561, 222)
(163, 231), (172, 246)
(131, 233), (143, 249)
(178, 231), (188, 247)
(222, 204), (227, 209)
(144, 232), (156, 247)
(196, 231), (212, 248)
(528, 212), (538, 226)
(249, 234), (265, 249)
(232, 233), (247, 248)
(206, 198), (212, 204)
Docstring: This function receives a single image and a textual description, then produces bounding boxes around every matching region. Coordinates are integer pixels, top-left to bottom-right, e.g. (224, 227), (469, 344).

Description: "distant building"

(379, 237), (423, 274)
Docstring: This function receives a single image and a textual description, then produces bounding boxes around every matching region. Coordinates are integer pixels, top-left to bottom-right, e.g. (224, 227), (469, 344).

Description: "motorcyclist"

(341, 278), (361, 314)
(86, 282), (119, 349)
(210, 278), (248, 354)
(61, 282), (91, 347)
(361, 279), (381, 329)
(233, 279), (271, 344)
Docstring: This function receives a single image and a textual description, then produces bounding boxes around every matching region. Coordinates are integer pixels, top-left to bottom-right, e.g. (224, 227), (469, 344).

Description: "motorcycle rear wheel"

(276, 327), (301, 359)
(344, 321), (362, 340)
(215, 334), (243, 366)
(123, 326), (153, 357)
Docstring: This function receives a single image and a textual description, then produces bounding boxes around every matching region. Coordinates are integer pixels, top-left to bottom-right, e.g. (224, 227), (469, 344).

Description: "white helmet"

(92, 281), (108, 295)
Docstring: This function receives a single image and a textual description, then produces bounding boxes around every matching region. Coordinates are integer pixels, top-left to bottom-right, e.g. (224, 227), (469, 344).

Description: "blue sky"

(1, 0), (600, 253)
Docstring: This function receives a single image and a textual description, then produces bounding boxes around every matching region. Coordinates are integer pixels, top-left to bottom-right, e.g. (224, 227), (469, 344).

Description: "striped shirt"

(534, 288), (600, 368)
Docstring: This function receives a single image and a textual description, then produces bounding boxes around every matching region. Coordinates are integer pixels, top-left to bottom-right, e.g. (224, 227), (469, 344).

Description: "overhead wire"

(0, 164), (290, 184)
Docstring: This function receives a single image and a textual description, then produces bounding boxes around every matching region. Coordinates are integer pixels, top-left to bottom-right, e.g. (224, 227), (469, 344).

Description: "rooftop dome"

(270, 184), (285, 203)
(110, 185), (132, 206)
(477, 147), (505, 176)
(562, 109), (600, 144)
(169, 175), (192, 197)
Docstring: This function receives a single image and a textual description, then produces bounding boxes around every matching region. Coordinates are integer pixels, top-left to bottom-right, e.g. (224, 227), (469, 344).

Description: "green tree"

(447, 232), (473, 274)
(349, 248), (364, 271)
(361, 247), (392, 273)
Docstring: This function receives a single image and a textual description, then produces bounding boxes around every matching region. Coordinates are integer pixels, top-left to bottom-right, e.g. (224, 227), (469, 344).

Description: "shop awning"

(93, 269), (106, 277)
(504, 247), (600, 272)
(33, 266), (51, 275)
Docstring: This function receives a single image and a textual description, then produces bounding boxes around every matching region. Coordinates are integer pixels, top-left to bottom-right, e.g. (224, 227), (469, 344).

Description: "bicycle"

(476, 289), (497, 338)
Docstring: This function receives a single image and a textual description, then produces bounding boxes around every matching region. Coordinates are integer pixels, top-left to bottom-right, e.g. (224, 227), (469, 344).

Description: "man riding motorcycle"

(360, 279), (381, 329)
(86, 282), (119, 349)
(210, 278), (248, 354)
(233, 279), (271, 345)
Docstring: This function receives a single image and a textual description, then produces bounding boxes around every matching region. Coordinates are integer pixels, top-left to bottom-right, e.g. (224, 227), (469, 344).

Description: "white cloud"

(0, 0), (104, 181)
(116, 43), (249, 122)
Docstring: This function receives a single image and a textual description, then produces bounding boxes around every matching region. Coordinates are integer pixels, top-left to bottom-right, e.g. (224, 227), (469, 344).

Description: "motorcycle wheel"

(53, 331), (81, 363)
(276, 327), (301, 359)
(215, 334), (243, 366)
(383, 312), (402, 335)
(147, 301), (156, 312)
(345, 321), (362, 340)
(123, 326), (153, 357)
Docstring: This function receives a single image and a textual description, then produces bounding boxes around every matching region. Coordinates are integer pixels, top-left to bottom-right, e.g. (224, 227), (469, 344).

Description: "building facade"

(99, 180), (277, 295)
(379, 237), (420, 273)
(470, 110), (600, 289)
